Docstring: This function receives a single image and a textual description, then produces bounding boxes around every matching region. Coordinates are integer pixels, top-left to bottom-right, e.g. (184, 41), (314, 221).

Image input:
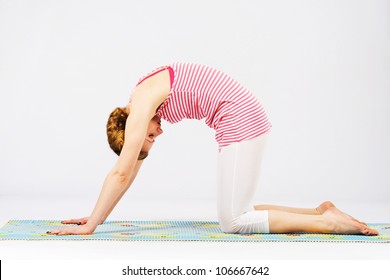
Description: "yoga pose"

(50, 62), (378, 236)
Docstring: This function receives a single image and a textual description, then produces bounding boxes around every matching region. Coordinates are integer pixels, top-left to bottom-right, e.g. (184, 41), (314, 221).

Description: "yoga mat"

(0, 220), (389, 242)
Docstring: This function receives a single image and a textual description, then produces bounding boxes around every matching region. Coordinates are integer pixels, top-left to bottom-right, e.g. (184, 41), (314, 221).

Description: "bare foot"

(316, 201), (367, 226)
(323, 207), (378, 235)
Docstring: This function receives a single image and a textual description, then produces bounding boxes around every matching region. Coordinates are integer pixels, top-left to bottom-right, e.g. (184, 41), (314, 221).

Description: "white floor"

(0, 195), (389, 260)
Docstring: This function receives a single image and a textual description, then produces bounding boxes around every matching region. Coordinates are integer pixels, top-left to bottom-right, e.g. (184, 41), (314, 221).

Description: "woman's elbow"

(107, 170), (129, 185)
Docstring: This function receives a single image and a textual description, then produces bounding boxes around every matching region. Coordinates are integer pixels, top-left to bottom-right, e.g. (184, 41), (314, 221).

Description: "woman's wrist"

(85, 219), (99, 232)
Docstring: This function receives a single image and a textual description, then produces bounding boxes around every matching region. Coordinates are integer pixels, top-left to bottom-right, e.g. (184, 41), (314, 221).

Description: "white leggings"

(217, 133), (269, 234)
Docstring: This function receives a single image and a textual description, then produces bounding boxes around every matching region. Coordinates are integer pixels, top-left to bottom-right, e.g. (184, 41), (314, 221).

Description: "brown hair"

(106, 107), (148, 160)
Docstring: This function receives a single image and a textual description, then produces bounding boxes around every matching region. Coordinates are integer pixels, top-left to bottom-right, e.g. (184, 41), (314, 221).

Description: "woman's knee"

(218, 210), (270, 234)
(219, 218), (238, 234)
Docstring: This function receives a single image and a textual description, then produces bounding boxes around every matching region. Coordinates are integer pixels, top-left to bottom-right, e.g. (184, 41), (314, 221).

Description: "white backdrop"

(0, 0), (389, 207)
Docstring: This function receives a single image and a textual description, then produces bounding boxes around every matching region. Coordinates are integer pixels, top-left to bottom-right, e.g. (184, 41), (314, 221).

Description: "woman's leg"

(217, 134), (270, 234)
(254, 201), (334, 215)
(217, 134), (377, 235)
(268, 207), (377, 235)
(255, 201), (368, 226)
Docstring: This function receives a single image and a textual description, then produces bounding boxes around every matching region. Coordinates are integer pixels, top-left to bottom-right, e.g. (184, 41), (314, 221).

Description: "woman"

(49, 62), (378, 236)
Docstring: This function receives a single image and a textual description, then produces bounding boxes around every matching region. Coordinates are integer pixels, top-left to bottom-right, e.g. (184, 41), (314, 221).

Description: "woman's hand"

(61, 217), (104, 226)
(47, 216), (105, 235)
(47, 223), (95, 236)
(61, 217), (90, 225)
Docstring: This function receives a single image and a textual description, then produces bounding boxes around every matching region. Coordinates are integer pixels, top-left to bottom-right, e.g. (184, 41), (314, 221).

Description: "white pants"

(217, 133), (269, 233)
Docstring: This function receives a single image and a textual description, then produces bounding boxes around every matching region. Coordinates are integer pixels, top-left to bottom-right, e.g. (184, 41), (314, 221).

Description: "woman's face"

(141, 115), (163, 155)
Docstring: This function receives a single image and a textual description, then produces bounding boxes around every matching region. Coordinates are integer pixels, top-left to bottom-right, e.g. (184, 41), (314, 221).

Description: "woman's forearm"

(100, 183), (129, 223)
(88, 160), (144, 227)
(86, 173), (129, 230)
(100, 160), (143, 223)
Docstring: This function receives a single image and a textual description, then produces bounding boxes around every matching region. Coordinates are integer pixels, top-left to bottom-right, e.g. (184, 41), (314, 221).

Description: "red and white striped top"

(136, 62), (272, 150)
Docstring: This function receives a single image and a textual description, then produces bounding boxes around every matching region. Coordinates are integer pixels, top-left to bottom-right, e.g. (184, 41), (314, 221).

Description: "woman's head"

(106, 107), (163, 160)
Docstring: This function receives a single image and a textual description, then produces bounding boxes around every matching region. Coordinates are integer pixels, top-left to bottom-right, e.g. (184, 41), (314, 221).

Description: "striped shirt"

(135, 62), (272, 150)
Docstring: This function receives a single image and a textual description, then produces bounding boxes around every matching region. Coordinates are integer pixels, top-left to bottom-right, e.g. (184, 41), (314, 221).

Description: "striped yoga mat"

(0, 220), (389, 242)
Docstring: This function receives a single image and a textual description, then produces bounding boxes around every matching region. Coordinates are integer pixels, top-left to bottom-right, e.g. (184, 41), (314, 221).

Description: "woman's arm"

(85, 155), (145, 231)
(61, 160), (143, 226)
(50, 109), (151, 235)
(101, 160), (144, 221)
(85, 73), (169, 232)
(49, 70), (170, 235)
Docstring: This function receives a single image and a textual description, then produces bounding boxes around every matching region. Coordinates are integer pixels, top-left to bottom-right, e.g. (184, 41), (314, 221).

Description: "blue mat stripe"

(0, 220), (389, 242)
